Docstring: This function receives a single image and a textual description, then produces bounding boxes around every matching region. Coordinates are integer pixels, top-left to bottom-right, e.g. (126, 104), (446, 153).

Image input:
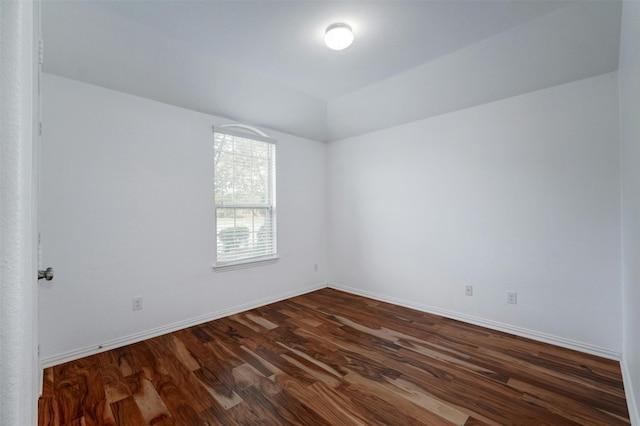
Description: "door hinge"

(39, 122), (43, 136)
(38, 39), (44, 65)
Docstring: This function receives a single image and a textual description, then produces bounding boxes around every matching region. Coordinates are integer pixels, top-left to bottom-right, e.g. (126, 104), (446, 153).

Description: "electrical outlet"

(314, 264), (318, 272)
(506, 291), (517, 304)
(132, 297), (143, 311)
(465, 285), (473, 296)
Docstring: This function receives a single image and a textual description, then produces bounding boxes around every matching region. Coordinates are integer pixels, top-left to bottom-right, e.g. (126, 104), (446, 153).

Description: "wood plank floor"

(38, 288), (630, 425)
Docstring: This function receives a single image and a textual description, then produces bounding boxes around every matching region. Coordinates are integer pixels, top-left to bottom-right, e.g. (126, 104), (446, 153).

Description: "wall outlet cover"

(132, 297), (143, 311)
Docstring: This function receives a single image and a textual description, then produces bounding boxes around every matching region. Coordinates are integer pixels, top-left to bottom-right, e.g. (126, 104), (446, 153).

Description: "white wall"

(620, 1), (640, 423)
(39, 74), (327, 360)
(328, 72), (622, 353)
(0, 1), (38, 424)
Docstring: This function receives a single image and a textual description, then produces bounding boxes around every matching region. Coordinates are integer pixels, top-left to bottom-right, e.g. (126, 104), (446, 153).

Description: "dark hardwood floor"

(38, 288), (630, 425)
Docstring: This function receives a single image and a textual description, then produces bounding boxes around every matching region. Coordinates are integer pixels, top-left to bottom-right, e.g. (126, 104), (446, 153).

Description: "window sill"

(212, 255), (279, 272)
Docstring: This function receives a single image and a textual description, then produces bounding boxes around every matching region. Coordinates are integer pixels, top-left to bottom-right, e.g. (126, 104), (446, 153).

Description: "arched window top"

(212, 124), (275, 144)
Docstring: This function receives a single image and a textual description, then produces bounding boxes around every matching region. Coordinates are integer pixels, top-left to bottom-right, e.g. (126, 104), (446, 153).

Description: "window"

(213, 125), (277, 267)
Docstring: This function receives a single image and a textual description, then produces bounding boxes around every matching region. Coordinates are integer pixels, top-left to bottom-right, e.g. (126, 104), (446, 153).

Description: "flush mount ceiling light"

(324, 23), (354, 51)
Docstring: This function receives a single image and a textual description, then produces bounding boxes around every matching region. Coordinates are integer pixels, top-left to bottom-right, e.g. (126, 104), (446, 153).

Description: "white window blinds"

(213, 126), (277, 266)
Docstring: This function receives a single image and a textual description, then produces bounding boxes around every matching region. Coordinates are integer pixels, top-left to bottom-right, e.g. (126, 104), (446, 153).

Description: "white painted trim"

(41, 280), (624, 380)
(622, 357), (640, 426)
(215, 124), (275, 144)
(329, 283), (622, 361)
(41, 282), (328, 368)
(213, 255), (279, 272)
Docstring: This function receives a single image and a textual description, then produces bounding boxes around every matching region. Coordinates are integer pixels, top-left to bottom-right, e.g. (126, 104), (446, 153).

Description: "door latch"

(38, 267), (54, 281)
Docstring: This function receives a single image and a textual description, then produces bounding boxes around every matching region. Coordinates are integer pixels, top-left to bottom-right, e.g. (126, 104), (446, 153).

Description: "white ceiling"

(42, 1), (622, 142)
(94, 0), (566, 100)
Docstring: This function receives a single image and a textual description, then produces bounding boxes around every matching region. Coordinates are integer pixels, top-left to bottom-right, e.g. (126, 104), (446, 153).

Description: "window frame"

(212, 125), (278, 270)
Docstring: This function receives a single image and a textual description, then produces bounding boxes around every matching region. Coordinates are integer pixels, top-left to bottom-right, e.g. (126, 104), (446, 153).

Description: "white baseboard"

(622, 357), (640, 426)
(39, 366), (43, 397)
(41, 280), (621, 368)
(40, 282), (328, 369)
(328, 283), (621, 361)
(41, 281), (635, 420)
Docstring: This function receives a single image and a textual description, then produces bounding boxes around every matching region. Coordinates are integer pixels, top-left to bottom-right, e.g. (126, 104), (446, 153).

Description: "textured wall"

(0, 1), (38, 425)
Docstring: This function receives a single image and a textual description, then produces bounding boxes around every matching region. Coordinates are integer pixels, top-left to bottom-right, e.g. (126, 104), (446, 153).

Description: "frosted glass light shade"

(324, 23), (354, 51)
